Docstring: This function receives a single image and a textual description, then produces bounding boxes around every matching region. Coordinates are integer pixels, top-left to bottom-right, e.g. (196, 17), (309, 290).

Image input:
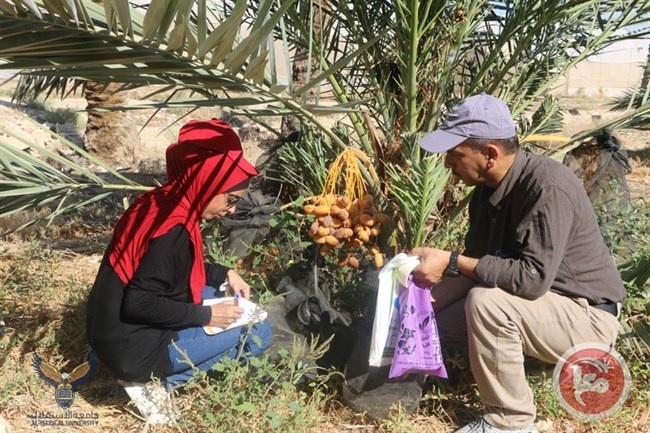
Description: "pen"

(233, 294), (240, 307)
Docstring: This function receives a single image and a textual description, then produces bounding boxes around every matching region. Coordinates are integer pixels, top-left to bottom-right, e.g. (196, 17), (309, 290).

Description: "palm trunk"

(280, 46), (308, 137)
(281, 0), (327, 138)
(83, 81), (139, 168)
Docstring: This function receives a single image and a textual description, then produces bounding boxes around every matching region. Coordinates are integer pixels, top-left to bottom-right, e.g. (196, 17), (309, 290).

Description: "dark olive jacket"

(466, 151), (626, 304)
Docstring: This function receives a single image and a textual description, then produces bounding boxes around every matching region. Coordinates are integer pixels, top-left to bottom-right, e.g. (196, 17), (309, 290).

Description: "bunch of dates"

(303, 193), (390, 268)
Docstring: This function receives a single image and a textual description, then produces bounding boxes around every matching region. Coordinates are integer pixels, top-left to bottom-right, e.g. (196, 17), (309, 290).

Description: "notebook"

(202, 296), (268, 335)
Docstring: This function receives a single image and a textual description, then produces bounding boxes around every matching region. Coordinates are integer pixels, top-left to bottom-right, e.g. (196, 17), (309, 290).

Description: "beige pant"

(434, 281), (620, 429)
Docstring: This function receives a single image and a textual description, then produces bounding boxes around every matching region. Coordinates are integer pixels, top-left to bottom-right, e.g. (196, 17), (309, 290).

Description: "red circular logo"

(553, 343), (631, 421)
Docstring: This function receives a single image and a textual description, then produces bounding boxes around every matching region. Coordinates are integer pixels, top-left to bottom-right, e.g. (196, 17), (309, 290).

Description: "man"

(410, 94), (625, 433)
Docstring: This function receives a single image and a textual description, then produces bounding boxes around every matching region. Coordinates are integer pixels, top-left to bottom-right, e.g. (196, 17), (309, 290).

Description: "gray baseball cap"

(418, 93), (516, 153)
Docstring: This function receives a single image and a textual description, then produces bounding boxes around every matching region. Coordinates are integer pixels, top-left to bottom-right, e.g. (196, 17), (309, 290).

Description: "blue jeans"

(165, 286), (272, 390)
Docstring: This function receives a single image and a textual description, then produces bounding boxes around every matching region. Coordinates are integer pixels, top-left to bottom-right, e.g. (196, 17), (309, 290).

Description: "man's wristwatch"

(443, 251), (461, 277)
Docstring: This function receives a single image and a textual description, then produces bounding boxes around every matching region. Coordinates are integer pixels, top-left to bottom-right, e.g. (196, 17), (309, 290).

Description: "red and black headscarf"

(107, 119), (258, 303)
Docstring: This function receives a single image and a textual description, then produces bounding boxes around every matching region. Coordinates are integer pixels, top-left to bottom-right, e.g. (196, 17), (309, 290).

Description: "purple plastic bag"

(389, 277), (448, 379)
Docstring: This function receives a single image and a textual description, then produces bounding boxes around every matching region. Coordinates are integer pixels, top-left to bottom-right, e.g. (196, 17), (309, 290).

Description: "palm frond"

(385, 151), (451, 249)
(12, 75), (85, 103)
(517, 94), (565, 143)
(0, 0), (376, 118)
(0, 112), (149, 232)
(1, 0), (277, 104)
(620, 255), (650, 288)
(547, 99), (650, 160)
(277, 127), (339, 196)
(609, 85), (650, 129)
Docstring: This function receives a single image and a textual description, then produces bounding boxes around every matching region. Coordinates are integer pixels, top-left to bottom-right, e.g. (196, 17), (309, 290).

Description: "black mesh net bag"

(217, 189), (281, 258)
(267, 259), (425, 421)
(563, 128), (632, 208)
(563, 128), (633, 252)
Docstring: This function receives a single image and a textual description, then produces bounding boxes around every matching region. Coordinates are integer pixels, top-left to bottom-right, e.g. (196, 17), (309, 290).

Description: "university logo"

(552, 343), (631, 421)
(33, 353), (96, 410)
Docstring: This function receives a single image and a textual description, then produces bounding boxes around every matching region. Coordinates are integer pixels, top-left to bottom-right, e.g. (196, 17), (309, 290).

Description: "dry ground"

(0, 85), (649, 433)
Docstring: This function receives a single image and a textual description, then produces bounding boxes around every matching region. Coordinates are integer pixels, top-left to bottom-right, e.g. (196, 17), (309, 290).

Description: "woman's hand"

(408, 247), (451, 287)
(226, 269), (251, 299)
(208, 301), (244, 328)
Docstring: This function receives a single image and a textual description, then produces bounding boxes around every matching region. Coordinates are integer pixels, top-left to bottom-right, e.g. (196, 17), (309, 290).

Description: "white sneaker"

(455, 417), (538, 433)
(117, 380), (177, 425)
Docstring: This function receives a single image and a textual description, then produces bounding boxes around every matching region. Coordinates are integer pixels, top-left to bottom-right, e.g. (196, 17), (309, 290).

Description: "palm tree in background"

(1, 0), (650, 247)
(83, 80), (140, 167)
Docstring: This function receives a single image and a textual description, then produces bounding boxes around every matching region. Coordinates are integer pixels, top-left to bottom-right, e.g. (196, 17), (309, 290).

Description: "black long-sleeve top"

(86, 225), (229, 382)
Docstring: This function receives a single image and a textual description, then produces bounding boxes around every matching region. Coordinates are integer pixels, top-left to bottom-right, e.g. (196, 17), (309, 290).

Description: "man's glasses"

(225, 193), (242, 208)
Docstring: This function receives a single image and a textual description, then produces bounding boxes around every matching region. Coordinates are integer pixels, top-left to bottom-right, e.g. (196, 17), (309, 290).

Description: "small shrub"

(203, 223), (239, 270)
(592, 181), (650, 310)
(204, 200), (311, 293)
(25, 98), (46, 111)
(176, 337), (335, 433)
(44, 107), (79, 125)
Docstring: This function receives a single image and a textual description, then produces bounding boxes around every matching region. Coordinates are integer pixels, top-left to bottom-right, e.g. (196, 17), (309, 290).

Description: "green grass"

(18, 98), (80, 126)
(1, 219), (648, 432)
(0, 242), (340, 432)
(176, 342), (333, 432)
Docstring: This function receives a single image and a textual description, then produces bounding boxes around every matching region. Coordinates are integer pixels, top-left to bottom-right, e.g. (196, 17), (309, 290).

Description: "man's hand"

(408, 247), (451, 287)
(208, 302), (244, 328)
(226, 269), (251, 299)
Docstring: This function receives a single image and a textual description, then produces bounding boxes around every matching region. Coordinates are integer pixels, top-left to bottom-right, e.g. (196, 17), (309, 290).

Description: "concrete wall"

(552, 39), (649, 97)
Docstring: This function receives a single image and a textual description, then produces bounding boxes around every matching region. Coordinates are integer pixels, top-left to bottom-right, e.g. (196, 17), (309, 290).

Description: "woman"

(86, 119), (272, 413)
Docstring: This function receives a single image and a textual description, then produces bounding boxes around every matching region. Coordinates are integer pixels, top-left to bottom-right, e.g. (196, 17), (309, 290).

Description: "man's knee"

(465, 286), (509, 325)
(466, 286), (496, 312)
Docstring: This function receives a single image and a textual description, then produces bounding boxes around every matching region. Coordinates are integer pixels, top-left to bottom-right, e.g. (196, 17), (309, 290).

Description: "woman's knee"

(244, 320), (272, 355)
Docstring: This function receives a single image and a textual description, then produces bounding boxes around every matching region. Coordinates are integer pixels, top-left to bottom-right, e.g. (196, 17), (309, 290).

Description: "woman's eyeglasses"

(225, 193), (242, 208)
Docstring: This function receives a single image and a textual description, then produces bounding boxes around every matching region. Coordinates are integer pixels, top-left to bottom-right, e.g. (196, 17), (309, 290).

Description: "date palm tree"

(268, 0), (650, 247)
(0, 0), (368, 229)
(82, 80), (140, 167)
(1, 0), (650, 247)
